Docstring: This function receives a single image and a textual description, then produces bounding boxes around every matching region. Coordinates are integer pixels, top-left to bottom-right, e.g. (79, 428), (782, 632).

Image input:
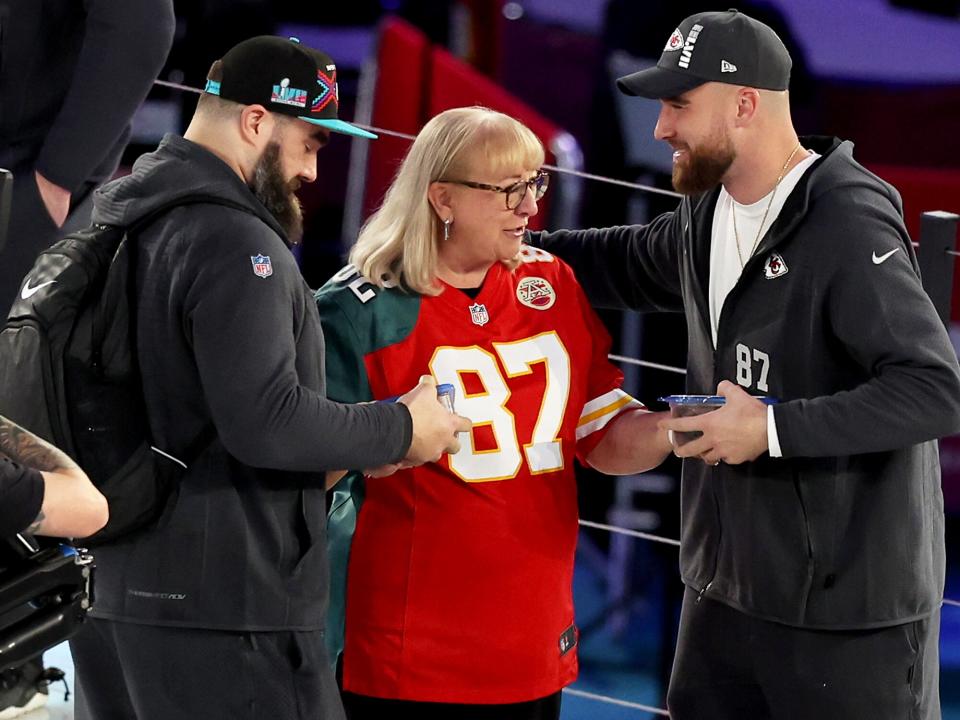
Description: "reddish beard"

(672, 132), (735, 195)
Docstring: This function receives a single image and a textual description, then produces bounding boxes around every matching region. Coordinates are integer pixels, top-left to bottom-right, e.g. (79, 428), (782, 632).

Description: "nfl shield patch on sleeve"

(251, 254), (273, 278)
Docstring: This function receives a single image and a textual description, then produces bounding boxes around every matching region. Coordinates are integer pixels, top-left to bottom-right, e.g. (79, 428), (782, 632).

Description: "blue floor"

(563, 542), (960, 719)
(941, 566), (960, 720)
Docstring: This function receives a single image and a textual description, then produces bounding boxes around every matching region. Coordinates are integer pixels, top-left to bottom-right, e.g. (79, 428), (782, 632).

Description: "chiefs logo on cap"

(664, 28), (685, 52)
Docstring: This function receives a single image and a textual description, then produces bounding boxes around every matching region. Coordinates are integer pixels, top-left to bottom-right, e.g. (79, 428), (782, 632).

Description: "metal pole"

(918, 211), (959, 330)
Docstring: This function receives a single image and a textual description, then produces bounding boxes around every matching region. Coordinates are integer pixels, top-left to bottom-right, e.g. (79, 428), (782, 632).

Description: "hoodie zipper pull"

(696, 581), (713, 604)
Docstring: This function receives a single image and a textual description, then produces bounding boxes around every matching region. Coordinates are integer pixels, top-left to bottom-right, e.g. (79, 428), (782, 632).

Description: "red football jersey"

(334, 247), (643, 703)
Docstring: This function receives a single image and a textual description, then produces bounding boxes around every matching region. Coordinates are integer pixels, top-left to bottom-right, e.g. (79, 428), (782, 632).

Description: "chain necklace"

(731, 142), (803, 268)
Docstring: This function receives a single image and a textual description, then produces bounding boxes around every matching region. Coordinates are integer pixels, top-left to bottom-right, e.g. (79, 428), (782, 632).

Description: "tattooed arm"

(0, 415), (81, 472)
(0, 415), (108, 538)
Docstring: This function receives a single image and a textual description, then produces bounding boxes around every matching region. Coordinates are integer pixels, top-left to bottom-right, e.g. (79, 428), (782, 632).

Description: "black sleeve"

(0, 459), (44, 537)
(184, 224), (412, 472)
(527, 208), (686, 313)
(34, 0), (176, 192)
(775, 189), (960, 456)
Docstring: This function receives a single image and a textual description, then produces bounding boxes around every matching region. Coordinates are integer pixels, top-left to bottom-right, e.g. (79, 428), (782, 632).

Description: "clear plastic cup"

(660, 395), (724, 446)
(436, 383), (456, 413)
(659, 394), (779, 447)
(381, 383), (456, 412)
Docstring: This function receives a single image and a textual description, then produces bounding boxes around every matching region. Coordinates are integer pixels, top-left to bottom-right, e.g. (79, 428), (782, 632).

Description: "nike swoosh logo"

(872, 248), (899, 265)
(20, 279), (56, 300)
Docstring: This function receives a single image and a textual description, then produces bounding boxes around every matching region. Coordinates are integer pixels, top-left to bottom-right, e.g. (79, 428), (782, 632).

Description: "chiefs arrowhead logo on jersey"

(763, 253), (789, 279)
(516, 277), (556, 310)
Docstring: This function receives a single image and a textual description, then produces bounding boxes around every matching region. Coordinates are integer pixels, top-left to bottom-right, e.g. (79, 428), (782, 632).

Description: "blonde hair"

(349, 106), (545, 295)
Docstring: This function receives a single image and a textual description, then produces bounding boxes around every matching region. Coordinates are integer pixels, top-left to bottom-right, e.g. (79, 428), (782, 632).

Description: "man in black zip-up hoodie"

(67, 37), (469, 720)
(533, 10), (960, 720)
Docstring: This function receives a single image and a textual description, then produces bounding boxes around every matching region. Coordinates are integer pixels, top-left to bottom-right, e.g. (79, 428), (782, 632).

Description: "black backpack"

(0, 197), (246, 544)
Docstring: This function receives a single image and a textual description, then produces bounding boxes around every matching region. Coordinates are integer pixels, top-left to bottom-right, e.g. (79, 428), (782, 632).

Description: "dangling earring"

(443, 217), (453, 241)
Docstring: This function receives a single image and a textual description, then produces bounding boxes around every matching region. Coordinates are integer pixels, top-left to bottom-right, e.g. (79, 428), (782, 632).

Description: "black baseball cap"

(204, 35), (377, 139)
(617, 9), (792, 99)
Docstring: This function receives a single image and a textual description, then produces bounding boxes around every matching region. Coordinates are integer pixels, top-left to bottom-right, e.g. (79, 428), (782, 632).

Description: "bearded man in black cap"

(532, 9), (960, 719)
(67, 36), (470, 720)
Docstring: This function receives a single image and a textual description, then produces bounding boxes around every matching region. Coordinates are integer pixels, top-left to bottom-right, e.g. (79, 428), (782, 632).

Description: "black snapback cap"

(204, 35), (376, 139)
(617, 9), (792, 99)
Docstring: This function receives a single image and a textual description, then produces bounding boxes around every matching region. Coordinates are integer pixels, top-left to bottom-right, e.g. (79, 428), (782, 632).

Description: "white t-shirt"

(708, 150), (820, 457)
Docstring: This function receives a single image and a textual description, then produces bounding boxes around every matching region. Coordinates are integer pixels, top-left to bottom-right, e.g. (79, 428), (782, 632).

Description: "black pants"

(0, 150), (100, 314)
(667, 587), (940, 720)
(341, 690), (562, 720)
(70, 617), (345, 720)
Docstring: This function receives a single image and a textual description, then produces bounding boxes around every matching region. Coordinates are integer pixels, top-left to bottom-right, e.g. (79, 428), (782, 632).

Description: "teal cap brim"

(299, 117), (377, 140)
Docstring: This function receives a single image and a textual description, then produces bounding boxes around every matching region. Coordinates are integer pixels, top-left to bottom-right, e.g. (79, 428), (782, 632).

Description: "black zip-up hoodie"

(533, 136), (960, 629)
(88, 134), (412, 631)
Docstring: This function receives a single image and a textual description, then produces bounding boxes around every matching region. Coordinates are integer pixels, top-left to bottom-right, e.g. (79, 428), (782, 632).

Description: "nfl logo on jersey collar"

(469, 302), (489, 326)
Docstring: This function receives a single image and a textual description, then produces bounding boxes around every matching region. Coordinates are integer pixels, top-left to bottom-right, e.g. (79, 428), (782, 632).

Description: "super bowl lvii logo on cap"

(271, 78), (308, 108)
(677, 23), (703, 69)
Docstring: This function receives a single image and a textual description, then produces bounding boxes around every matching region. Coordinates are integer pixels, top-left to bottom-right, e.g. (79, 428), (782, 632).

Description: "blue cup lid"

(658, 394), (779, 405)
(380, 383), (457, 404)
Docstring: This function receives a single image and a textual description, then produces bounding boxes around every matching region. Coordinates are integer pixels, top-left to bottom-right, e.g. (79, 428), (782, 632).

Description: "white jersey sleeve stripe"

(576, 389), (646, 440)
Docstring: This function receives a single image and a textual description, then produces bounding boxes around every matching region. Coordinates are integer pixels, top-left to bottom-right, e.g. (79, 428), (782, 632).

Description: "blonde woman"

(317, 106), (670, 720)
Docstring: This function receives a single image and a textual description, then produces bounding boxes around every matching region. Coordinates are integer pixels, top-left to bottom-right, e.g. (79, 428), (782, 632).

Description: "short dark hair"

(195, 60), (242, 120)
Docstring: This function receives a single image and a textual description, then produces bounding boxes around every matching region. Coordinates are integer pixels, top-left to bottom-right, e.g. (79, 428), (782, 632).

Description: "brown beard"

(251, 141), (304, 244)
(672, 130), (735, 195)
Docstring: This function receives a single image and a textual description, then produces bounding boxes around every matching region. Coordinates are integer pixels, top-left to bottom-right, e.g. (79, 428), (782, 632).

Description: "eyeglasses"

(440, 171), (550, 210)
